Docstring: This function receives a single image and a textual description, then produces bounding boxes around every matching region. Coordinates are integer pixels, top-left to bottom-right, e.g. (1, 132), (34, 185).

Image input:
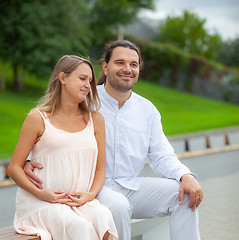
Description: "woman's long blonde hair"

(37, 55), (100, 122)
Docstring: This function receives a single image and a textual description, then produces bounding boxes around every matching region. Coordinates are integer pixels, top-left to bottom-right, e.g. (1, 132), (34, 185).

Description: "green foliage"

(128, 36), (239, 100)
(0, 0), (92, 90)
(0, 0), (157, 91)
(155, 10), (223, 59)
(89, 0), (155, 45)
(217, 38), (239, 67)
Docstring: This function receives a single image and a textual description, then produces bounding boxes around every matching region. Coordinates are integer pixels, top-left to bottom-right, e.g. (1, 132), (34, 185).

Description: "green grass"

(0, 63), (47, 158)
(0, 91), (41, 158)
(133, 80), (239, 135)
(1, 80), (239, 158)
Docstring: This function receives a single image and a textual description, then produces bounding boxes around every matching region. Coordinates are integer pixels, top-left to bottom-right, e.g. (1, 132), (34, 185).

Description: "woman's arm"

(8, 109), (71, 204)
(67, 111), (106, 206)
(8, 109), (45, 197)
(89, 111), (106, 196)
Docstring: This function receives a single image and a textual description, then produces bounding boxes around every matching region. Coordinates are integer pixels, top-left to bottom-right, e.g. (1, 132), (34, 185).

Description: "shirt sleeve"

(147, 106), (193, 182)
(26, 152), (32, 161)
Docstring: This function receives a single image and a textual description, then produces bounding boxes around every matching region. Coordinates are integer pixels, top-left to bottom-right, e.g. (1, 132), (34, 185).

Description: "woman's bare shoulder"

(91, 111), (104, 122)
(24, 108), (44, 127)
(91, 111), (105, 131)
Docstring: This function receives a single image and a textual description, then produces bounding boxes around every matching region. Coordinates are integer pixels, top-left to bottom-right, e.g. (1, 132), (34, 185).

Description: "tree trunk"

(13, 62), (19, 90)
(13, 63), (25, 91)
(117, 24), (124, 41)
(19, 67), (25, 91)
(0, 62), (6, 91)
(169, 60), (179, 87)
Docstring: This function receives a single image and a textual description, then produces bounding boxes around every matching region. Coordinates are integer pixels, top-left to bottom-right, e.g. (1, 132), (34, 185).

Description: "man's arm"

(24, 160), (43, 189)
(148, 107), (192, 180)
(147, 107), (203, 209)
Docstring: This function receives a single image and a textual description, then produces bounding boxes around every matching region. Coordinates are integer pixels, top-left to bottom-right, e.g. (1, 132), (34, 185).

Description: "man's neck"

(104, 83), (131, 109)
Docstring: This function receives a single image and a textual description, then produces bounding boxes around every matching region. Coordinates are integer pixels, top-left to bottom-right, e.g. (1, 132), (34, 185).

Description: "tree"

(155, 10), (222, 59)
(0, 0), (91, 91)
(0, 0), (156, 91)
(89, 0), (155, 45)
(216, 38), (239, 67)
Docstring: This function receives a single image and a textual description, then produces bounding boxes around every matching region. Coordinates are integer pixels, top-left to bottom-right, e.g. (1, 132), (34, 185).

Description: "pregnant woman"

(8, 55), (118, 240)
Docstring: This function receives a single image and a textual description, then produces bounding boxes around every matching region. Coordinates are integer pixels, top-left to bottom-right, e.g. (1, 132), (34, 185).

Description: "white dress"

(14, 110), (118, 240)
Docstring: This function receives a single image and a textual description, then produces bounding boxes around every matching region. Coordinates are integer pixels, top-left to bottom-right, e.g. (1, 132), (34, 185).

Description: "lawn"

(1, 80), (239, 158)
(0, 91), (41, 158)
(133, 80), (239, 135)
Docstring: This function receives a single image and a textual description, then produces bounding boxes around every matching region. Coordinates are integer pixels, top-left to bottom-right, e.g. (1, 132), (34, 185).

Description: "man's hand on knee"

(24, 160), (43, 189)
(179, 174), (203, 211)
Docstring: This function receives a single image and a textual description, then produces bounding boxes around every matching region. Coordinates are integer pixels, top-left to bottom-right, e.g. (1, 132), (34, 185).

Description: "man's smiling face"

(102, 46), (140, 92)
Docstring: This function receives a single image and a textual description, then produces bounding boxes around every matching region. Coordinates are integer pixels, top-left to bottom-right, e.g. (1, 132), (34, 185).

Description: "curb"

(143, 143), (239, 164)
(0, 179), (15, 187)
(168, 125), (239, 141)
(2, 144), (239, 187)
(177, 143), (239, 159)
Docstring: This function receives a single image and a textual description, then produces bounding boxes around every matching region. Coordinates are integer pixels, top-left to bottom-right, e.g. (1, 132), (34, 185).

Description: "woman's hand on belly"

(35, 188), (73, 204)
(65, 191), (95, 207)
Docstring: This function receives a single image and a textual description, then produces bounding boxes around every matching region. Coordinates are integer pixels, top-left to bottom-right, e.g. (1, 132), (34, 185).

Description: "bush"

(126, 36), (239, 103)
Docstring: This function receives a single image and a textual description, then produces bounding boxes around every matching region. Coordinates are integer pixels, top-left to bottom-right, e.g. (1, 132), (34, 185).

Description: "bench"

(131, 217), (169, 240)
(0, 226), (40, 240)
(1, 161), (169, 239)
(0, 217), (169, 240)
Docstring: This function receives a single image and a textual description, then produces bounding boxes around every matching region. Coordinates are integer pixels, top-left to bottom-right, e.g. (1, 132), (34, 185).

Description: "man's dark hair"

(97, 40), (143, 85)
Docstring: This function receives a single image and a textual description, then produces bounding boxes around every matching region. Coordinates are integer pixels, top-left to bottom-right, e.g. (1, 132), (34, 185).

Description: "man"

(25, 40), (203, 240)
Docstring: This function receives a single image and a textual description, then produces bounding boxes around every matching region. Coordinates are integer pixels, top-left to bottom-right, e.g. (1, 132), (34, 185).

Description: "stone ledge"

(0, 226), (40, 240)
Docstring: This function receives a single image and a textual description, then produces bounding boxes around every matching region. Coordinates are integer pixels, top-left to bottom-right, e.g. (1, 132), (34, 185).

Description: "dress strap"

(88, 112), (95, 132)
(35, 109), (47, 120)
(43, 112), (48, 119)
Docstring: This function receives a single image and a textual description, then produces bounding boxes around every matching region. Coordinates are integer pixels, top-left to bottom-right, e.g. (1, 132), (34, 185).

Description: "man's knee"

(167, 179), (180, 193)
(111, 194), (132, 217)
(97, 186), (132, 218)
(97, 187), (131, 240)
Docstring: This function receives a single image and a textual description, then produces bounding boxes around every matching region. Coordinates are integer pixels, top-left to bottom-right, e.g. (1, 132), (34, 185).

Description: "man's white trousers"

(97, 177), (200, 240)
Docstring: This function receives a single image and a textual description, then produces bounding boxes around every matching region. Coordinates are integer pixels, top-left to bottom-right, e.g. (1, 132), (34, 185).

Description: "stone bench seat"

(0, 217), (169, 240)
(0, 226), (40, 240)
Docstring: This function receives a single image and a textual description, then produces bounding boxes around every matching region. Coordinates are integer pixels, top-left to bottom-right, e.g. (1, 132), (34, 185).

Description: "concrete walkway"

(1, 173), (239, 240)
(172, 125), (239, 240)
(139, 146), (239, 240)
(199, 172), (239, 240)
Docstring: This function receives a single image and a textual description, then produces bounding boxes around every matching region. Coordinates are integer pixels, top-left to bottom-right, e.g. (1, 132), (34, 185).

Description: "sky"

(139, 0), (239, 41)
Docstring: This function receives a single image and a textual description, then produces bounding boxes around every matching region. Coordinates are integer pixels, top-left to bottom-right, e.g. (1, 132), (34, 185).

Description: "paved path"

(182, 148), (239, 240)
(140, 148), (239, 240)
(0, 185), (16, 228)
(2, 172), (238, 239)
(199, 172), (239, 240)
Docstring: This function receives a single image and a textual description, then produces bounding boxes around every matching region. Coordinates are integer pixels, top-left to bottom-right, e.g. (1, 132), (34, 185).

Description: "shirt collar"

(99, 84), (134, 110)
(100, 84), (119, 107)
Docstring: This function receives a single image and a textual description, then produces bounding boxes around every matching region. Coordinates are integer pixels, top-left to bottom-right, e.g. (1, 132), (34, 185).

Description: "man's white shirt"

(97, 84), (192, 191)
